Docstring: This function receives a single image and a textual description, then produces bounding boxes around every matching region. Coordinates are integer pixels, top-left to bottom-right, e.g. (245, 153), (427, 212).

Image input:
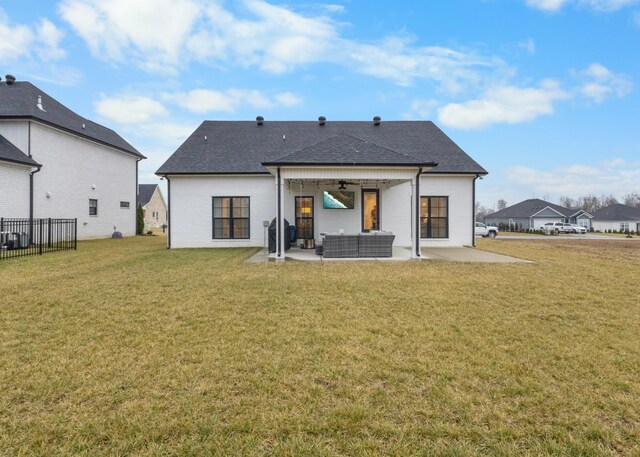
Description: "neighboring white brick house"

(0, 78), (144, 239)
(158, 118), (487, 257)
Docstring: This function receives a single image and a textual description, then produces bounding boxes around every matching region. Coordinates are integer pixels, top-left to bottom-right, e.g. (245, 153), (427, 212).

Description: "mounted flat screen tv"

(324, 191), (355, 209)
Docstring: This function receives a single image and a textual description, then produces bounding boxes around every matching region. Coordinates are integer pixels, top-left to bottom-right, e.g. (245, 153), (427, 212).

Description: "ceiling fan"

(337, 180), (357, 190)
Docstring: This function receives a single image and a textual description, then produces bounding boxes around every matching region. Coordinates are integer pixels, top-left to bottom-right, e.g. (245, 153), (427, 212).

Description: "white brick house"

(0, 76), (144, 239)
(157, 117), (487, 259)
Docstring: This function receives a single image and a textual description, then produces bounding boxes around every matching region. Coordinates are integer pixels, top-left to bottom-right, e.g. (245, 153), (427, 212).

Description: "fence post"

(39, 219), (43, 255)
(0, 217), (3, 232)
(74, 218), (77, 250)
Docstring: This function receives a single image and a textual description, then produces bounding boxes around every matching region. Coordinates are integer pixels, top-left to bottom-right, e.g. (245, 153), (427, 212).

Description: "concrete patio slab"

(246, 246), (530, 263)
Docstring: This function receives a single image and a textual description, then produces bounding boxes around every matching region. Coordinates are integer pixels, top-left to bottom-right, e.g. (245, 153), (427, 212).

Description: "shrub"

(136, 205), (144, 236)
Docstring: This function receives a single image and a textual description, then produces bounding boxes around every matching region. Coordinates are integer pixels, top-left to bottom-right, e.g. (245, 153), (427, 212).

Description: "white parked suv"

(475, 222), (499, 238)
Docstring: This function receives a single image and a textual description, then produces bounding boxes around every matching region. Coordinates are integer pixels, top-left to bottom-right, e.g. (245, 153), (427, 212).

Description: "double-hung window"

(620, 222), (629, 232)
(420, 196), (448, 238)
(89, 199), (98, 216)
(212, 197), (250, 239)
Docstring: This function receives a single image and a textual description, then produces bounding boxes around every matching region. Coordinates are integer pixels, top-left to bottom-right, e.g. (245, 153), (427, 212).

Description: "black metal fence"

(0, 218), (77, 261)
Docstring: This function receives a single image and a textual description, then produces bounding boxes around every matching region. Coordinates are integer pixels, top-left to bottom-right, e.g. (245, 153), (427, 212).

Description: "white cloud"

(402, 99), (439, 119)
(59, 0), (202, 72)
(95, 95), (169, 124)
(0, 9), (33, 60)
(58, 0), (504, 91)
(506, 159), (640, 198)
(526, 0), (640, 11)
(36, 19), (66, 61)
(438, 80), (568, 129)
(579, 63), (632, 102)
(0, 9), (66, 63)
(164, 88), (302, 113)
(526, 0), (570, 11)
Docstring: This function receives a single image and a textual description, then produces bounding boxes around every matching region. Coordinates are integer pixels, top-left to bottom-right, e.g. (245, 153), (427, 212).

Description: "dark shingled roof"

(0, 81), (144, 159)
(156, 120), (486, 175)
(592, 204), (640, 221)
(488, 198), (576, 219)
(0, 133), (40, 167)
(137, 184), (157, 207)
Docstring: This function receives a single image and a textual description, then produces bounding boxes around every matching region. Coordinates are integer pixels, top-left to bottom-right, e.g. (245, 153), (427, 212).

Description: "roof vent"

(256, 116), (264, 126)
(37, 95), (46, 112)
(5, 74), (16, 85)
(373, 116), (381, 126)
(318, 116), (326, 126)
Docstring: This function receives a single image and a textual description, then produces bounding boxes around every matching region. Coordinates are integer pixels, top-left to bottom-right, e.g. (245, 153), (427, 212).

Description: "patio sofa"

(321, 232), (395, 258)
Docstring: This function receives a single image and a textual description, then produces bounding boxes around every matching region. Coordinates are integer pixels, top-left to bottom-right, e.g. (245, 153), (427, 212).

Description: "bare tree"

(475, 201), (493, 221)
(623, 192), (640, 208)
(559, 196), (576, 209)
(496, 199), (507, 211)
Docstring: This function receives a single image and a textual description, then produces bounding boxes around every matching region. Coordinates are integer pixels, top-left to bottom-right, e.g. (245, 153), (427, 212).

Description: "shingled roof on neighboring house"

(156, 120), (486, 175)
(592, 204), (640, 221)
(137, 184), (158, 207)
(488, 198), (582, 219)
(0, 80), (144, 159)
(0, 133), (40, 167)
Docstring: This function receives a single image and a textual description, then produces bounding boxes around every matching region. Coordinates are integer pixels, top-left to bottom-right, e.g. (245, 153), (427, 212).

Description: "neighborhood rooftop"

(137, 184), (158, 207)
(592, 203), (640, 221)
(156, 119), (487, 175)
(488, 198), (587, 219)
(0, 77), (144, 159)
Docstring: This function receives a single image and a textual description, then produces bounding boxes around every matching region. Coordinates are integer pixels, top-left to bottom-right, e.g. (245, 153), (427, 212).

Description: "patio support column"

(412, 167), (423, 259)
(276, 167), (285, 261)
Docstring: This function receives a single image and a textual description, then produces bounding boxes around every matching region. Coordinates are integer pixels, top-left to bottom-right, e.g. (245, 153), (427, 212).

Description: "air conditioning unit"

(0, 231), (10, 246)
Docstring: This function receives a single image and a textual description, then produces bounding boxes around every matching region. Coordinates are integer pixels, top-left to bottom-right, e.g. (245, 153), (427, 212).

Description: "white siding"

(0, 121), (29, 153)
(29, 122), (138, 239)
(0, 161), (31, 218)
(593, 220), (640, 232)
(169, 174), (476, 249)
(169, 175), (275, 248)
(420, 175), (475, 247)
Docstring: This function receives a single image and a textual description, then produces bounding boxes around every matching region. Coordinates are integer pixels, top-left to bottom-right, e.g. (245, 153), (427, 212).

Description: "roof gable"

(0, 134), (39, 167)
(0, 81), (143, 159)
(137, 184), (158, 207)
(263, 133), (431, 166)
(156, 120), (486, 175)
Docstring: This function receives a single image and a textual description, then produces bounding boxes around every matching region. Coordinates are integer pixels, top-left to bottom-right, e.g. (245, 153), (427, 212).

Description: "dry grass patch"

(1, 236), (639, 455)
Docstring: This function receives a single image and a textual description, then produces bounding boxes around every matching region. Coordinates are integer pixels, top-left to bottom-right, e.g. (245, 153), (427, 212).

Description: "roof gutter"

(472, 174), (480, 247)
(415, 166), (423, 258)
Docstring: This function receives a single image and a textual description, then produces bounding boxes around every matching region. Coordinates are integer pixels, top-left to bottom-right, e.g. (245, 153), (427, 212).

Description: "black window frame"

(89, 199), (98, 216)
(295, 196), (314, 240)
(120, 201), (130, 208)
(212, 196), (250, 240)
(420, 196), (449, 239)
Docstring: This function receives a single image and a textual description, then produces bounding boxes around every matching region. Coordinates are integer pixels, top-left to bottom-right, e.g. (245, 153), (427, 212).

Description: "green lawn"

(1, 236), (639, 456)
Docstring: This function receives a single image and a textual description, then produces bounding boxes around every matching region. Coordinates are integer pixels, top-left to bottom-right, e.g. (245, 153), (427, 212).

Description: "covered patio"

(262, 133), (437, 261)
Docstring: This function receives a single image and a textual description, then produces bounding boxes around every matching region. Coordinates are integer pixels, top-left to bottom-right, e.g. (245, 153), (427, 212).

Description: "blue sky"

(2, 0), (639, 208)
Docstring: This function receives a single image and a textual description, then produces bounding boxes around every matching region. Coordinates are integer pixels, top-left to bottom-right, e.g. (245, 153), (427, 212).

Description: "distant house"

(0, 75), (144, 239)
(484, 198), (593, 230)
(592, 204), (640, 233)
(137, 184), (167, 229)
